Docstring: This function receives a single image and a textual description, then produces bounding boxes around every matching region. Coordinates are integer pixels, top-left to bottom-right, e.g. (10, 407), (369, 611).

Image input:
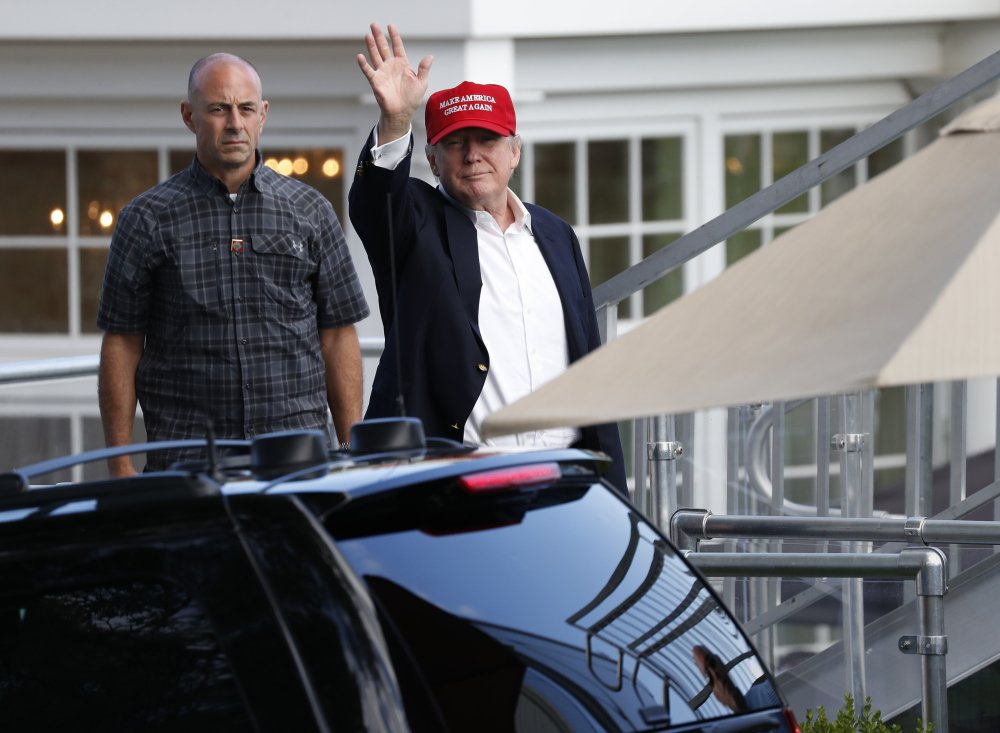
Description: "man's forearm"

(320, 326), (364, 445)
(98, 332), (145, 476)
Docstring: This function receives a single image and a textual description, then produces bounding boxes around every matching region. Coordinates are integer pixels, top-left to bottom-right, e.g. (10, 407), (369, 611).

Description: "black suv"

(0, 418), (797, 732)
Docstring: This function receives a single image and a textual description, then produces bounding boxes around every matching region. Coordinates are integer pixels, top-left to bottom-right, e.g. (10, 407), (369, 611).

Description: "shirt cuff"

(371, 126), (412, 170)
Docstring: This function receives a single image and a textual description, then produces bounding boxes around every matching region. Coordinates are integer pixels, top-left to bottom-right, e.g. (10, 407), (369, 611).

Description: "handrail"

(670, 509), (1000, 552)
(687, 547), (949, 733)
(0, 337), (387, 386)
(593, 48), (1000, 311)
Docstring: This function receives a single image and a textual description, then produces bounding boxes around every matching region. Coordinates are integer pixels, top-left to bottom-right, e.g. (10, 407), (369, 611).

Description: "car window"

(335, 484), (782, 730)
(0, 579), (254, 732)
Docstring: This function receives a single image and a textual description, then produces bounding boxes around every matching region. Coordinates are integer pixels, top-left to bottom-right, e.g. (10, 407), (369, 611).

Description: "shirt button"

(245, 382), (252, 391)
(241, 338), (248, 345)
(477, 363), (488, 372)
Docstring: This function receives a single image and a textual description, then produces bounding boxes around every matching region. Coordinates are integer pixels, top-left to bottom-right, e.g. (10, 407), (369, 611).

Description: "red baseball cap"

(425, 81), (517, 145)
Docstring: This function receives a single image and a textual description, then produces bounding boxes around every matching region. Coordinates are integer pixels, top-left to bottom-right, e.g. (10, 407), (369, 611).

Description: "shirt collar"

(438, 186), (533, 233)
(187, 151), (269, 197)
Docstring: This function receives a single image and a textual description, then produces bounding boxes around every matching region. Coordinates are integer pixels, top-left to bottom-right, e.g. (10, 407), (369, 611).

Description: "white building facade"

(1, 1), (998, 478)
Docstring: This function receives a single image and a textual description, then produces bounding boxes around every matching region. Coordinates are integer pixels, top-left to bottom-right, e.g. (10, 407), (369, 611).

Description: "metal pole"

(648, 415), (681, 530)
(899, 547), (949, 733)
(669, 510), (1000, 547)
(836, 392), (868, 706)
(949, 381), (967, 576)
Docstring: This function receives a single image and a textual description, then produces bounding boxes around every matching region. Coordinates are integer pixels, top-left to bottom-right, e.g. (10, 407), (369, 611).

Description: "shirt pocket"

(250, 233), (316, 316)
(171, 236), (224, 313)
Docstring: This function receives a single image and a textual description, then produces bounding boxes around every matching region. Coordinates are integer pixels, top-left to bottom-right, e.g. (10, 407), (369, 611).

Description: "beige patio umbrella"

(483, 93), (1000, 437)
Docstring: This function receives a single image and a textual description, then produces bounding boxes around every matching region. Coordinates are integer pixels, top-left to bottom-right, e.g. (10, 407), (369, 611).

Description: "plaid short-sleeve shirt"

(97, 157), (369, 469)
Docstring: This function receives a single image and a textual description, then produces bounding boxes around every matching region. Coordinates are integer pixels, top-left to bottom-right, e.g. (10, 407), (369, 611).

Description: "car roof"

(0, 424), (613, 519)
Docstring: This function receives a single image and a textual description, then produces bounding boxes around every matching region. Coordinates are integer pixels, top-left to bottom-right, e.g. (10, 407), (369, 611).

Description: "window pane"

(80, 247), (109, 334)
(724, 134), (761, 209)
(820, 128), (856, 206)
(262, 148), (347, 222)
(773, 132), (809, 214)
(589, 236), (630, 318)
(641, 137), (682, 221)
(0, 248), (68, 332)
(534, 142), (576, 223)
(170, 148), (194, 174)
(867, 136), (904, 180)
(726, 228), (762, 267)
(587, 140), (628, 224)
(642, 233), (683, 315)
(78, 150), (158, 237)
(0, 151), (66, 235)
(0, 417), (73, 483)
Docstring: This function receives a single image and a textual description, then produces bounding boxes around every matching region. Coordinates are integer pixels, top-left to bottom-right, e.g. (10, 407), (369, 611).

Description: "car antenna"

(345, 193), (427, 455)
(386, 192), (407, 417)
(203, 412), (225, 481)
(196, 385), (223, 480)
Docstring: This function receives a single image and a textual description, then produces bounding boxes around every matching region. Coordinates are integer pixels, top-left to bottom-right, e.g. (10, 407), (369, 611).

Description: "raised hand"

(357, 23), (433, 143)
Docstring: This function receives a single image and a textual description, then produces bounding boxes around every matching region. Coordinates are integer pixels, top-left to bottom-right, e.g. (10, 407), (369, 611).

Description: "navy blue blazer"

(348, 133), (626, 492)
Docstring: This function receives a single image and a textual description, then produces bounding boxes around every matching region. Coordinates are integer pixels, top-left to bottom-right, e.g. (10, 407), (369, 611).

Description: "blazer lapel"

(443, 203), (484, 337)
(531, 219), (588, 360)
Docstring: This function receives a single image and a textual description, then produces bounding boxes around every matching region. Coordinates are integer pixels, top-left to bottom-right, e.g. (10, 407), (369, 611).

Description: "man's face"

(181, 60), (268, 186)
(427, 128), (520, 212)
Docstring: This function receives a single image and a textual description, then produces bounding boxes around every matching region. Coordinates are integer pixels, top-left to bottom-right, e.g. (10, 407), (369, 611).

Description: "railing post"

(898, 547), (949, 733)
(647, 415), (682, 529)
(834, 391), (869, 712)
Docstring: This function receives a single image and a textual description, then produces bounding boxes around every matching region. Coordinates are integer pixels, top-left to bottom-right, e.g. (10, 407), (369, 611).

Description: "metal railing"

(0, 337), (388, 387)
(671, 507), (1000, 733)
(686, 544), (949, 733)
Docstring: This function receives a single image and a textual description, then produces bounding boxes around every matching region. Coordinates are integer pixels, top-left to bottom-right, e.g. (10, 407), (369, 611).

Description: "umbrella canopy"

(483, 93), (1000, 437)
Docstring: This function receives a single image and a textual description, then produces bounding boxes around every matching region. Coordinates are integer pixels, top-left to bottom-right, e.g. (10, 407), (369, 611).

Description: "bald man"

(97, 53), (369, 475)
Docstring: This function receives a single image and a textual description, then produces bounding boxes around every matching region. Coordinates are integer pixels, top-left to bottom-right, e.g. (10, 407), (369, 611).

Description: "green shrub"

(800, 694), (930, 733)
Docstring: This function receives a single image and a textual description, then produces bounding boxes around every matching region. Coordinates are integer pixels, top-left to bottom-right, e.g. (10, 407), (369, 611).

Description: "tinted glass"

(78, 150), (158, 237)
(0, 580), (253, 731)
(80, 246), (109, 334)
(0, 248), (68, 332)
(0, 151), (66, 236)
(589, 236), (631, 318)
(642, 136), (683, 221)
(725, 134), (761, 209)
(335, 486), (781, 730)
(534, 142), (576, 223)
(642, 233), (683, 315)
(588, 140), (629, 224)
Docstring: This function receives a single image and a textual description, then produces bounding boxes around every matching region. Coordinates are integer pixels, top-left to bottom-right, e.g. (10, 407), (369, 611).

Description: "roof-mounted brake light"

(457, 462), (561, 493)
